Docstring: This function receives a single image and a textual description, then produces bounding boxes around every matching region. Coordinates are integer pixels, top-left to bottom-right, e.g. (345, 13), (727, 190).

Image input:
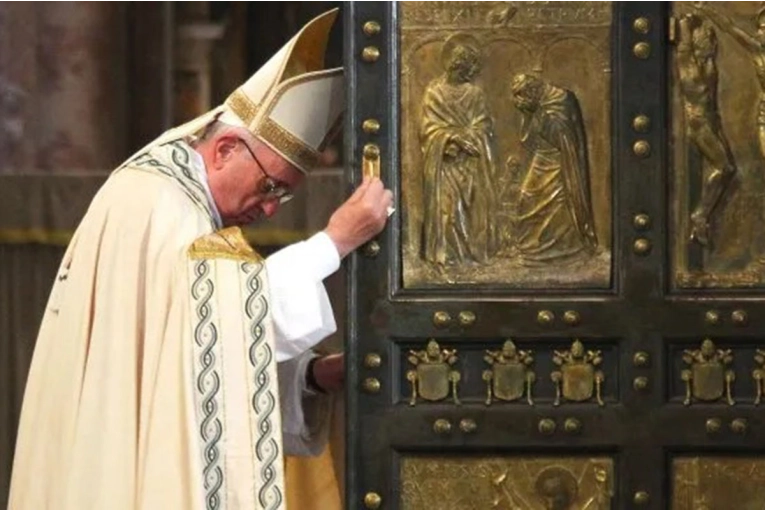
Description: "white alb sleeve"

(265, 231), (340, 362)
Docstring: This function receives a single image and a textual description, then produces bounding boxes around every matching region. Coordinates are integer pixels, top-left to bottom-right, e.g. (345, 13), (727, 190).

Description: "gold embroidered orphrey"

(407, 339), (461, 406)
(188, 226), (264, 263)
(681, 338), (735, 406)
(483, 340), (536, 406)
(551, 339), (605, 407)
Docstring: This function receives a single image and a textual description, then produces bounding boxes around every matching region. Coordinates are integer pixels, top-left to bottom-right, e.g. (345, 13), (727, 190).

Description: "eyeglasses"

(238, 139), (294, 205)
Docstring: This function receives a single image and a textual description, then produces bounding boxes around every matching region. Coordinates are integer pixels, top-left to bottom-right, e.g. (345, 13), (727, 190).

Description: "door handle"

(362, 143), (380, 179)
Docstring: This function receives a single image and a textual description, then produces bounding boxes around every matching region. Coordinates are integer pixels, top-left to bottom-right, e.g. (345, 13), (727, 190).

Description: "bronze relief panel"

(401, 456), (613, 510)
(399, 2), (613, 288)
(673, 457), (765, 509)
(672, 2), (765, 288)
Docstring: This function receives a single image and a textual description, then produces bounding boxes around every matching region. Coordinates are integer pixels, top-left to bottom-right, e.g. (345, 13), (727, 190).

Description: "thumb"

(348, 176), (372, 203)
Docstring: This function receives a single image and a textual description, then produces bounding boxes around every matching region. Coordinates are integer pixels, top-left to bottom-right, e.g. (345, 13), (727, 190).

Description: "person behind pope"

(8, 9), (392, 510)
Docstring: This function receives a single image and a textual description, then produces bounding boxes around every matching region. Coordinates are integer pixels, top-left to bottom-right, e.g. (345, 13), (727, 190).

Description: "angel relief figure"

(420, 32), (498, 269)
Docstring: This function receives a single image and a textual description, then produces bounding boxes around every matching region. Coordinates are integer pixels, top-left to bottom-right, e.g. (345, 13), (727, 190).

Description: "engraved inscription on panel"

(672, 2), (765, 288)
(401, 456), (613, 510)
(673, 457), (765, 509)
(400, 2), (612, 288)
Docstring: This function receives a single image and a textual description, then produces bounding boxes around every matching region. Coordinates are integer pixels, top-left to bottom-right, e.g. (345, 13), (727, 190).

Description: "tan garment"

(9, 143), (289, 509)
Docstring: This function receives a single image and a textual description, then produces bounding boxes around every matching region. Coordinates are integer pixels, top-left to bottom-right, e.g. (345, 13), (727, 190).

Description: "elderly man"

(8, 9), (391, 510)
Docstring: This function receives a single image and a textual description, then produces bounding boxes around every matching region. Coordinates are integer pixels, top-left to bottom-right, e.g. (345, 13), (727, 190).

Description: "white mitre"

(128, 9), (344, 174)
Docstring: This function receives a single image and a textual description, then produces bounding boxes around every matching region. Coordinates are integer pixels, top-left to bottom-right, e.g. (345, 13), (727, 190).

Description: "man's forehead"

(254, 139), (302, 181)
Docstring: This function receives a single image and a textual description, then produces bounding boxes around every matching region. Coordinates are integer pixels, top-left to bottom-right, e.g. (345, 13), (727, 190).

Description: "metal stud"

(362, 46), (380, 62)
(433, 311), (452, 328)
(537, 310), (554, 325)
(363, 378), (381, 394)
(363, 21), (381, 36)
(632, 114), (651, 133)
(633, 140), (651, 158)
(633, 17), (651, 34)
(633, 213), (651, 230)
(633, 238), (652, 255)
(364, 492), (382, 509)
(362, 118), (380, 134)
(633, 42), (651, 59)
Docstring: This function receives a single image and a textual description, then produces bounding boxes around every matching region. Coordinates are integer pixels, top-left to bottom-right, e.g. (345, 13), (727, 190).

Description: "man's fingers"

(347, 176), (372, 203)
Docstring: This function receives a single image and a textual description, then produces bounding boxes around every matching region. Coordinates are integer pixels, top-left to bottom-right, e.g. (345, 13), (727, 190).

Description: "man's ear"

(213, 135), (238, 169)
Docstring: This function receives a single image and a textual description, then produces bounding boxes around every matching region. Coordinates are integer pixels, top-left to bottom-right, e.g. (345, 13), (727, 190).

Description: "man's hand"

(310, 353), (344, 393)
(452, 134), (479, 156)
(324, 176), (393, 258)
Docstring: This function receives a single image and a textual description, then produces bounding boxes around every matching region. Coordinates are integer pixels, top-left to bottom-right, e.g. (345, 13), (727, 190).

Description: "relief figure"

(510, 73), (598, 266)
(697, 3), (765, 159)
(420, 33), (497, 267)
(676, 13), (737, 247)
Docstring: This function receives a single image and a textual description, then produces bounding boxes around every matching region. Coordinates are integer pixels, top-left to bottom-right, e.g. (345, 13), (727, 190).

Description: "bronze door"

(345, 2), (765, 508)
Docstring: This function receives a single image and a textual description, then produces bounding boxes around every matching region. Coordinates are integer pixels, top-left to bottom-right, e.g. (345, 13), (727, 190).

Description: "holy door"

(345, 3), (765, 508)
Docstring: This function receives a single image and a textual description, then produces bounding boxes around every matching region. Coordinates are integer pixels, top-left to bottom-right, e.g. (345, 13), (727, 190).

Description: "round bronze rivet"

(633, 491), (650, 505)
(364, 492), (382, 509)
(633, 376), (649, 391)
(458, 310), (476, 327)
(433, 418), (452, 434)
(633, 42), (651, 59)
(537, 310), (554, 325)
(362, 241), (380, 258)
(633, 140), (651, 158)
(363, 378), (381, 394)
(633, 351), (650, 367)
(705, 310), (721, 325)
(633, 238), (652, 255)
(564, 418), (582, 434)
(563, 310), (580, 326)
(363, 21), (381, 36)
(459, 418), (477, 434)
(706, 417), (722, 434)
(731, 309), (748, 326)
(433, 311), (452, 328)
(633, 17), (651, 34)
(731, 418), (748, 435)
(633, 114), (651, 133)
(538, 418), (556, 436)
(364, 353), (381, 368)
(362, 118), (380, 134)
(362, 46), (380, 62)
(633, 213), (651, 230)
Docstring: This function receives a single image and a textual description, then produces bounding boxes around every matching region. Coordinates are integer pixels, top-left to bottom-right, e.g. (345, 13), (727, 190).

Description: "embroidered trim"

(243, 261), (284, 510)
(129, 142), (217, 229)
(226, 89), (260, 126)
(191, 260), (227, 510)
(189, 227), (264, 263)
(255, 116), (319, 173)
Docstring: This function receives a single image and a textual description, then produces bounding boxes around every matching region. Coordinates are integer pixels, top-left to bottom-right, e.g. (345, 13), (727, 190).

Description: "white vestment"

(8, 141), (338, 509)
